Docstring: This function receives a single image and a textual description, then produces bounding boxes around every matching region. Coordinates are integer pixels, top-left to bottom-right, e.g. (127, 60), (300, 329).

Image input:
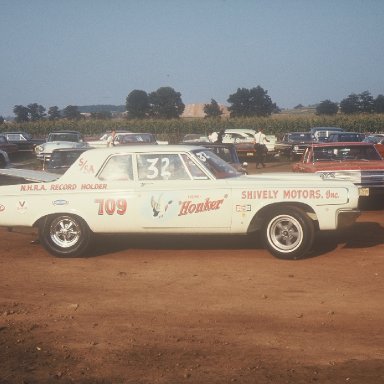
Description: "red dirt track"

(0, 161), (383, 383)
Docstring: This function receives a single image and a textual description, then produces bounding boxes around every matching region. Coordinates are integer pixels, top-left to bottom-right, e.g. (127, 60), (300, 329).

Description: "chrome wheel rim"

(49, 216), (81, 249)
(267, 214), (303, 253)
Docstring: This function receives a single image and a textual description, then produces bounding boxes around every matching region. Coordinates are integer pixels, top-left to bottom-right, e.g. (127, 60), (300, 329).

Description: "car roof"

(287, 132), (312, 135)
(329, 132), (364, 135)
(3, 131), (29, 134)
(51, 147), (90, 153)
(183, 142), (236, 148)
(117, 132), (153, 136)
(48, 130), (82, 134)
(310, 126), (344, 131)
(225, 128), (255, 132)
(74, 145), (202, 156)
(57, 144), (213, 181)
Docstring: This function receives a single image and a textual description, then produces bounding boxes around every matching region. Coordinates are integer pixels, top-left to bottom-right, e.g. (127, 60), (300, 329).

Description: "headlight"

(293, 145), (299, 150)
(35, 145), (44, 153)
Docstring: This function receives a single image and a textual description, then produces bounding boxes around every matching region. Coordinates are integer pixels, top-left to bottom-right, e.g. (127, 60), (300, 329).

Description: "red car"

(363, 134), (384, 158)
(292, 142), (384, 198)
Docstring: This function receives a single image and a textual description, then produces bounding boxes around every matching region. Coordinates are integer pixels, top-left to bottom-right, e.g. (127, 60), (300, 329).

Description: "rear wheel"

(262, 206), (315, 260)
(39, 214), (93, 257)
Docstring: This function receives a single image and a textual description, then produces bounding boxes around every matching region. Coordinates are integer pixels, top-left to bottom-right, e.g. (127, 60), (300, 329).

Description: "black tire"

(262, 206), (315, 260)
(38, 214), (93, 257)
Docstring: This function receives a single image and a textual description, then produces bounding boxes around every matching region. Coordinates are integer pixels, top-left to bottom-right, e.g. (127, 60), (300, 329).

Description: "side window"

(137, 154), (190, 181)
(98, 155), (133, 181)
(181, 154), (209, 180)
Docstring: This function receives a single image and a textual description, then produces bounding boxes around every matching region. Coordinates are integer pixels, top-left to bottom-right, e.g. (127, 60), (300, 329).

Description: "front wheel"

(262, 206), (315, 260)
(38, 214), (93, 257)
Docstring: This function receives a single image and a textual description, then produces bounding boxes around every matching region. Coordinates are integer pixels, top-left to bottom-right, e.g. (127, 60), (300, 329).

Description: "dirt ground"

(0, 159), (383, 383)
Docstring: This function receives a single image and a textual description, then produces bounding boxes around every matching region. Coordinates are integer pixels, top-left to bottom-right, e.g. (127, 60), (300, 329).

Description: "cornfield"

(2, 114), (384, 144)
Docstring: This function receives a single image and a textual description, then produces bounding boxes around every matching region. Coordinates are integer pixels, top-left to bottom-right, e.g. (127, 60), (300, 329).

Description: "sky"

(1, 0), (384, 117)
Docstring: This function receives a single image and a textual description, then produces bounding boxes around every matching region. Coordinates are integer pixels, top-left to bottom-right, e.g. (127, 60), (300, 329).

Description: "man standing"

(254, 128), (269, 168)
(107, 130), (116, 147)
(216, 129), (225, 143)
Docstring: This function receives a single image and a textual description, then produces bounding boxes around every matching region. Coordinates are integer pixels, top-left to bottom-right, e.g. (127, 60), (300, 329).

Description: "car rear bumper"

(337, 209), (360, 229)
(36, 153), (52, 162)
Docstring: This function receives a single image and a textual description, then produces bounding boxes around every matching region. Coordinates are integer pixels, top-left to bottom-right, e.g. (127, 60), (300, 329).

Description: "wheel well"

(247, 202), (319, 233)
(33, 215), (46, 229)
(33, 213), (87, 229)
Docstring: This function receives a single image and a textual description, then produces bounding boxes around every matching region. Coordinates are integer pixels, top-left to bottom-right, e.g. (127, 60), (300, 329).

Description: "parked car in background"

(181, 134), (210, 143)
(309, 127), (345, 142)
(222, 129), (277, 161)
(0, 145), (360, 260)
(275, 132), (315, 160)
(224, 129), (256, 138)
(211, 129), (255, 162)
(327, 132), (365, 142)
(87, 130), (132, 148)
(207, 128), (277, 162)
(35, 130), (88, 162)
(115, 132), (160, 146)
(88, 131), (168, 147)
(2, 131), (45, 151)
(222, 130), (254, 144)
(46, 147), (92, 174)
(0, 135), (18, 157)
(264, 134), (278, 157)
(363, 134), (384, 157)
(292, 142), (384, 201)
(232, 141), (258, 162)
(234, 139), (277, 162)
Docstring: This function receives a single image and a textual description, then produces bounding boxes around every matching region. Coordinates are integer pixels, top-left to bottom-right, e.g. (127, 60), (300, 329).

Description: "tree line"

(316, 91), (384, 115)
(2, 85), (384, 124)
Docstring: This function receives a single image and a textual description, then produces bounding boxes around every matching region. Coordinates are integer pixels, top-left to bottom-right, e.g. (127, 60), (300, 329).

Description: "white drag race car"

(0, 145), (361, 259)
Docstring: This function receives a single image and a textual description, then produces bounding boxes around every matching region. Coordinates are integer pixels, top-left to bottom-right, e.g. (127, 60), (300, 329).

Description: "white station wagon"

(0, 145), (361, 259)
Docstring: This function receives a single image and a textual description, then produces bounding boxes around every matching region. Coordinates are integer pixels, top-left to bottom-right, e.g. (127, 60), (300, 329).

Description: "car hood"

(290, 141), (315, 145)
(229, 172), (358, 189)
(40, 141), (88, 151)
(303, 160), (384, 171)
(278, 140), (314, 145)
(87, 140), (108, 148)
(243, 172), (323, 182)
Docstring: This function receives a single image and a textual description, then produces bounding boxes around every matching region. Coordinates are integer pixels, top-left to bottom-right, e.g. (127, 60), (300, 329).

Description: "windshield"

(119, 133), (156, 144)
(48, 133), (80, 142)
(364, 135), (384, 144)
(313, 146), (381, 161)
(191, 148), (241, 179)
(288, 133), (312, 142)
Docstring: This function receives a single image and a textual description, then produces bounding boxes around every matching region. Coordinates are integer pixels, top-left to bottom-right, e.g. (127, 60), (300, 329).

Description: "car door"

(135, 152), (232, 231)
(88, 153), (141, 232)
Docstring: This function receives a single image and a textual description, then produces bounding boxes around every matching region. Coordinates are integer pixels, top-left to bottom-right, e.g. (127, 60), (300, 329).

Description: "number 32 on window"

(95, 199), (127, 215)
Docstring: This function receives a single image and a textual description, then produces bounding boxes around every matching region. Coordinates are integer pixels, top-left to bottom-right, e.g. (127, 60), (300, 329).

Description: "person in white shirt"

(209, 131), (218, 143)
(106, 130), (116, 147)
(254, 128), (269, 168)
